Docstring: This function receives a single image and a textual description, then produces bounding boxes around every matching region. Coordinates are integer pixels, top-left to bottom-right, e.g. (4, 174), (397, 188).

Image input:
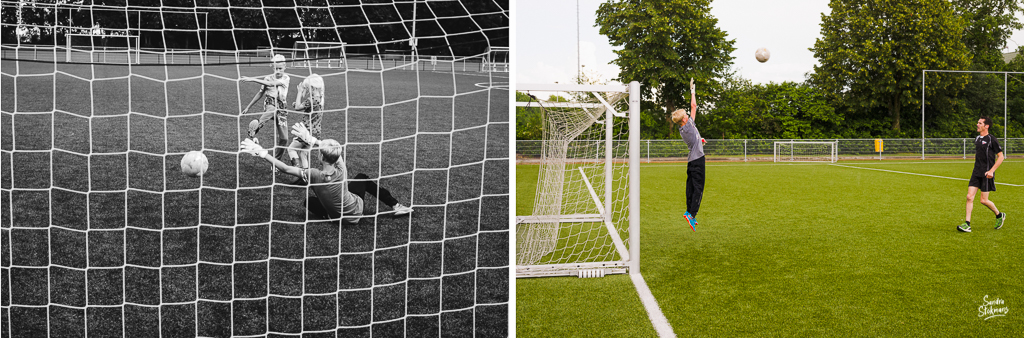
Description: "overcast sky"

(516, 0), (1024, 86)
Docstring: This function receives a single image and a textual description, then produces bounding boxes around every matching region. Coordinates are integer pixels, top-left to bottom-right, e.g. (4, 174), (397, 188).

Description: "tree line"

(517, 0), (1024, 140)
(1, 0), (508, 57)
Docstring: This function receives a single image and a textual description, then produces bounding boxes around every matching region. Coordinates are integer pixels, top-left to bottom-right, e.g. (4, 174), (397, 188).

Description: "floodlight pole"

(922, 70), (926, 160)
(1005, 72), (1008, 150)
(628, 81), (640, 275)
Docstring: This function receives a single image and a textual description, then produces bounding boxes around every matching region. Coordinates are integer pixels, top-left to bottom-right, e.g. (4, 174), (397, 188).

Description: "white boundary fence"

(1, 45), (492, 72)
(516, 138), (1024, 163)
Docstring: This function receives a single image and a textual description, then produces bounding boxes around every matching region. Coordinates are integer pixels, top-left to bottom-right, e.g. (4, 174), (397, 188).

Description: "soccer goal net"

(515, 83), (640, 278)
(65, 33), (140, 64)
(292, 41), (347, 69)
(2, 1), (508, 336)
(482, 47), (508, 73)
(773, 141), (838, 163)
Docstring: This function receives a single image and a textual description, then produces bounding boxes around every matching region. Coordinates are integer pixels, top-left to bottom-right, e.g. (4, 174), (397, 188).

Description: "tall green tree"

(953, 0), (1023, 69)
(811, 0), (971, 135)
(595, 0), (736, 137)
(702, 78), (842, 139)
(515, 91), (544, 140)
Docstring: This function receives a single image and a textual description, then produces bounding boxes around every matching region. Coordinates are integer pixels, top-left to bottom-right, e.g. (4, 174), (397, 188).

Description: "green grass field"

(517, 160), (1023, 336)
(2, 58), (509, 336)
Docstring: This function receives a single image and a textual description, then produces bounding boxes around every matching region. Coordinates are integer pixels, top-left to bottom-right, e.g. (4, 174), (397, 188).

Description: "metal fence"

(516, 138), (1024, 163)
(0, 45), (498, 73)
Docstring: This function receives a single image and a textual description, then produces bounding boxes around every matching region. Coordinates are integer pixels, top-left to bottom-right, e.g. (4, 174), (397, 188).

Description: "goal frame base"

(516, 262), (629, 278)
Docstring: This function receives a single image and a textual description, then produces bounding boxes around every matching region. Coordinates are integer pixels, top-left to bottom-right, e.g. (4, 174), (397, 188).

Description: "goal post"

(773, 141), (838, 163)
(65, 33), (140, 64)
(515, 82), (640, 278)
(483, 46), (509, 73)
(291, 41), (347, 69)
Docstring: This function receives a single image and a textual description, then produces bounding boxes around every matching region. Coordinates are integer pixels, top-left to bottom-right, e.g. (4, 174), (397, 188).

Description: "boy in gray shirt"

(671, 78), (704, 231)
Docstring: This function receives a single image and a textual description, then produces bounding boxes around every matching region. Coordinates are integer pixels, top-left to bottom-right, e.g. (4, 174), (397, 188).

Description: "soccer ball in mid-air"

(755, 47), (770, 63)
(181, 151), (209, 177)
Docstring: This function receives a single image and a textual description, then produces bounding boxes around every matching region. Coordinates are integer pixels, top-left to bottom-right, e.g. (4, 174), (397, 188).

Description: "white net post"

(482, 47), (508, 73)
(627, 81), (641, 275)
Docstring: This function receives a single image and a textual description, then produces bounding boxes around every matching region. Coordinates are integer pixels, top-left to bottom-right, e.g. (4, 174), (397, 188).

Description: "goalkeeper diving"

(240, 123), (413, 224)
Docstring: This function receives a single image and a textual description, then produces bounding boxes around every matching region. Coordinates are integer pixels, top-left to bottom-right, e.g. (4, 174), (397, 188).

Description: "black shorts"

(968, 173), (996, 192)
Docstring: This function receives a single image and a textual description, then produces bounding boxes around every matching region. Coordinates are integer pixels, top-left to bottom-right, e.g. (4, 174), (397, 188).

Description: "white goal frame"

(921, 70), (1021, 159)
(65, 33), (140, 64)
(292, 41), (347, 69)
(515, 82), (640, 278)
(482, 46), (509, 73)
(773, 141), (838, 163)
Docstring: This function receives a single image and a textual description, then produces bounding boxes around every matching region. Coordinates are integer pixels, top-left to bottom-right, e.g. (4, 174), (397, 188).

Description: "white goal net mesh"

(516, 91), (631, 271)
(2, 1), (508, 336)
(773, 141), (838, 163)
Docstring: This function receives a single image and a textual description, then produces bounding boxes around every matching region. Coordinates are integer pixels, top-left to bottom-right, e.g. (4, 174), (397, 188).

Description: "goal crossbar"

(921, 70), (1021, 159)
(773, 141), (838, 163)
(65, 33), (140, 63)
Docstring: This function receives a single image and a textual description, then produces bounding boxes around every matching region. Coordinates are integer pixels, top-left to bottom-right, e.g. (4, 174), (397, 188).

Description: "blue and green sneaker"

(684, 211), (696, 232)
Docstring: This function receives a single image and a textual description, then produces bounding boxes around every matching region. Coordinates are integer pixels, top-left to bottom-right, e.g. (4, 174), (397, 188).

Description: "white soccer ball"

(755, 47), (770, 63)
(181, 151), (209, 178)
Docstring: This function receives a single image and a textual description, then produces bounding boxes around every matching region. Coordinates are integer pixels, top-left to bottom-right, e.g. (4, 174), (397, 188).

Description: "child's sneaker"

(393, 204), (414, 216)
(684, 211), (696, 232)
(248, 119), (261, 138)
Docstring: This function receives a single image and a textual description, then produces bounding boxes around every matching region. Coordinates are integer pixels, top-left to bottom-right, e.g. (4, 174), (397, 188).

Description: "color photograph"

(516, 0), (1023, 336)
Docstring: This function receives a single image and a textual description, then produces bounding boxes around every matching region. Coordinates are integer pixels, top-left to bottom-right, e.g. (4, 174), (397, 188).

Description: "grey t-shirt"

(678, 118), (705, 162)
(302, 161), (363, 224)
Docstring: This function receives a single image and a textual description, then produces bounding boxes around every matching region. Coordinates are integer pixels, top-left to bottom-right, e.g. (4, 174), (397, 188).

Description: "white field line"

(829, 164), (1024, 187)
(631, 273), (676, 338)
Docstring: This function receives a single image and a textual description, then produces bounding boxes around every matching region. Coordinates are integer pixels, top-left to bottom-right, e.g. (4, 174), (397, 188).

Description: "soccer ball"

(755, 47), (770, 63)
(181, 151), (209, 177)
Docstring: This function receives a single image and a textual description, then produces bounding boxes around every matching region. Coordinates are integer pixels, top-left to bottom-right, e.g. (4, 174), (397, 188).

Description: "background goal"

(773, 141), (838, 163)
(292, 41), (347, 69)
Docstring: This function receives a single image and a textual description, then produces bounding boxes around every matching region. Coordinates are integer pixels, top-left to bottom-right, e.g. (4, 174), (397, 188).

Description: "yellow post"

(874, 139), (884, 152)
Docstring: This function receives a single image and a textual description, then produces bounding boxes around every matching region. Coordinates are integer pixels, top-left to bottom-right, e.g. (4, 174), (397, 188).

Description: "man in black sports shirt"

(958, 117), (1006, 232)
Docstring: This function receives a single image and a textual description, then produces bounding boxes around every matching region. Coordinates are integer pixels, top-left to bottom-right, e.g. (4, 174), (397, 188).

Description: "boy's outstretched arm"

(241, 87), (265, 114)
(689, 78), (697, 122)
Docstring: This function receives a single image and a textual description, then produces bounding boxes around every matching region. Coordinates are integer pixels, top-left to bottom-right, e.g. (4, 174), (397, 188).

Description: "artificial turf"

(517, 160), (1023, 336)
(2, 58), (510, 336)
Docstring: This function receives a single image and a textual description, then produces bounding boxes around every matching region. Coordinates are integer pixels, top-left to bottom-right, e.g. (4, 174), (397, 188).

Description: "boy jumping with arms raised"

(671, 78), (704, 231)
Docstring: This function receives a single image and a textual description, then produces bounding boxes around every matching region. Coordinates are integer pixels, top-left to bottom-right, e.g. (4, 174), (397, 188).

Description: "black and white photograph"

(1, 0), (509, 336)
